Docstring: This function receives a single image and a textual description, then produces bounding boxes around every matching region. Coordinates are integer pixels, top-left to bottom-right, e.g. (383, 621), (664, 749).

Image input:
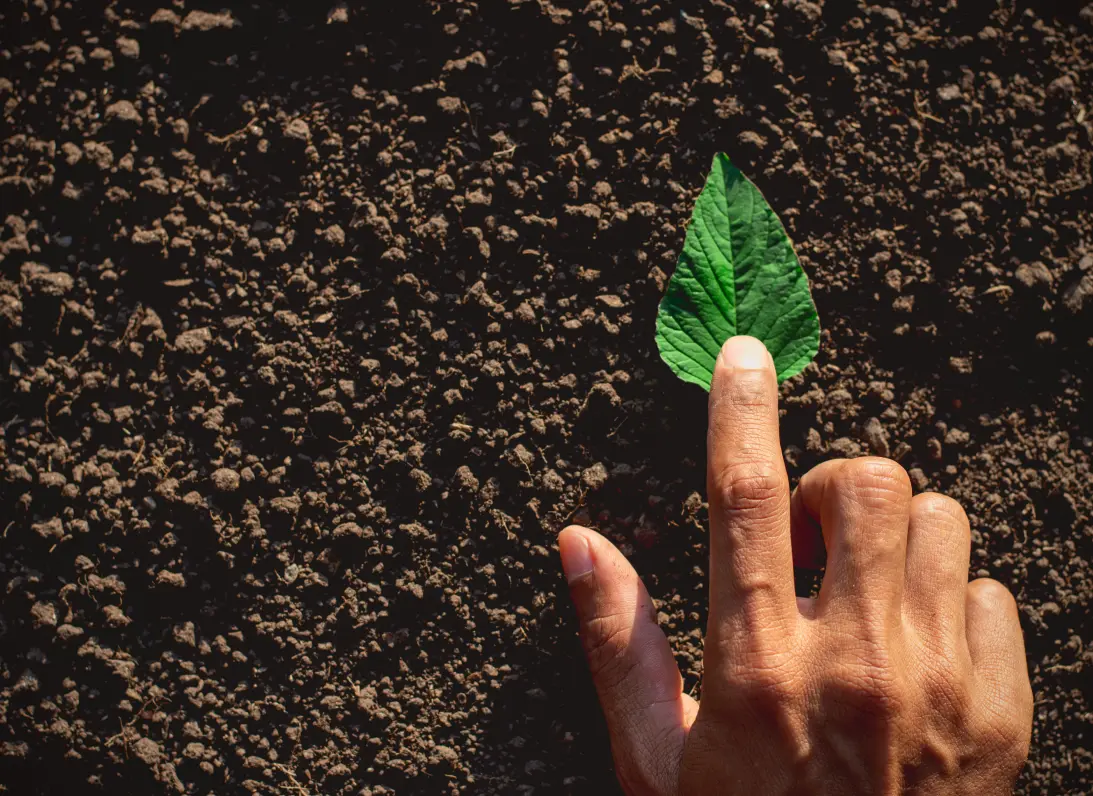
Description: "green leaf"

(655, 153), (820, 390)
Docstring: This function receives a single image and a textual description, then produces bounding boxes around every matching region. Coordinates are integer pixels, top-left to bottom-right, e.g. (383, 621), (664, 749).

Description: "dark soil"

(2, 1), (1092, 794)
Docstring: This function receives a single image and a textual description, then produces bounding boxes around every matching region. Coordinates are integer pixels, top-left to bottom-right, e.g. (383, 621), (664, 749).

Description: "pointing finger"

(705, 336), (796, 665)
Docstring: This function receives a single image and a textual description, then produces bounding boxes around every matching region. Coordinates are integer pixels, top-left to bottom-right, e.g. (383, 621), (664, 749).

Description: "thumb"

(559, 525), (697, 796)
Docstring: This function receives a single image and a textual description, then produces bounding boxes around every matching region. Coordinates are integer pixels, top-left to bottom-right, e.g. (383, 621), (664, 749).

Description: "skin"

(558, 336), (1033, 795)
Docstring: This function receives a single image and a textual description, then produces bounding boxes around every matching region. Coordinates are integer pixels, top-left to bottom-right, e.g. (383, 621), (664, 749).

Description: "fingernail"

(717, 335), (771, 370)
(560, 530), (594, 583)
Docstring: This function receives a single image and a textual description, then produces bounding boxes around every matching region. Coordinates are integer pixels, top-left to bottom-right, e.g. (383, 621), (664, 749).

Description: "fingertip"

(709, 336), (779, 419)
(715, 335), (774, 373)
(966, 577), (1019, 619)
(558, 525), (595, 583)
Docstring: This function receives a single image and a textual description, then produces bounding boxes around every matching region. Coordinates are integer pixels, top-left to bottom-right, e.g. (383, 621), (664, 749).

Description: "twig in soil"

(1044, 662), (1083, 674)
(462, 101), (479, 138)
(656, 119), (678, 144)
(496, 513), (517, 541)
(188, 94), (212, 118)
(607, 414), (629, 438)
(274, 762), (312, 795)
(561, 487), (589, 527)
(620, 56), (669, 82)
(493, 143), (518, 158)
(105, 719), (132, 758)
(913, 90), (943, 124)
(206, 116), (259, 146)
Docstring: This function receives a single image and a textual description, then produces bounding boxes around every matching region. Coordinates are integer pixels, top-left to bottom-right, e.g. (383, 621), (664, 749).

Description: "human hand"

(558, 336), (1033, 795)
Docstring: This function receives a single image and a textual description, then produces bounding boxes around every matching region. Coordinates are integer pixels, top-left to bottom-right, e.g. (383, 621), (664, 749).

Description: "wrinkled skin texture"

(558, 336), (1033, 795)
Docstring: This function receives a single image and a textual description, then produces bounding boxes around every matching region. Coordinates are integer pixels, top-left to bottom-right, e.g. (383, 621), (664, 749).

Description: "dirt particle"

(174, 327), (212, 354)
(581, 463), (608, 490)
(116, 36), (140, 58)
(283, 118), (311, 141)
(30, 602), (57, 629)
(180, 10), (236, 31)
(211, 468), (241, 492)
(453, 465), (479, 492)
(22, 263), (73, 296)
(1015, 262), (1053, 289)
(862, 417), (890, 457)
(156, 570), (186, 588)
(948, 356), (974, 374)
(1061, 273), (1093, 314)
(105, 100), (142, 124)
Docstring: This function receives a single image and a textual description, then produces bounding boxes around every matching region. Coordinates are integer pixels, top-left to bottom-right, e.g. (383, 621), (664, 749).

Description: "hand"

(558, 336), (1033, 795)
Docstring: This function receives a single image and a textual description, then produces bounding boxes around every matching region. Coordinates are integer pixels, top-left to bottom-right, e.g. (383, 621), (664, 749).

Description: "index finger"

(705, 336), (797, 659)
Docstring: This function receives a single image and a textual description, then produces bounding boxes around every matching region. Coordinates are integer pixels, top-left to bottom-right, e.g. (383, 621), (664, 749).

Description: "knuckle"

(581, 612), (636, 689)
(921, 670), (973, 724)
(728, 654), (804, 710)
(825, 644), (904, 722)
(829, 669), (904, 722)
(838, 457), (912, 509)
(712, 459), (786, 517)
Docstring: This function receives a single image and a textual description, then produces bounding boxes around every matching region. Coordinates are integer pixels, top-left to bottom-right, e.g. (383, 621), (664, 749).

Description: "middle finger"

(795, 457), (912, 626)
